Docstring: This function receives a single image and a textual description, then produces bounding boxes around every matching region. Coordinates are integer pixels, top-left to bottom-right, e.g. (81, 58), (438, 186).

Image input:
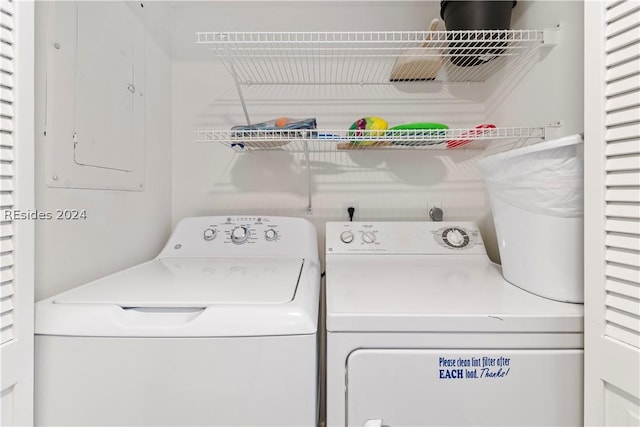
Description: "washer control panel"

(200, 217), (282, 245)
(196, 221), (278, 245)
(159, 216), (316, 258)
(326, 221), (485, 255)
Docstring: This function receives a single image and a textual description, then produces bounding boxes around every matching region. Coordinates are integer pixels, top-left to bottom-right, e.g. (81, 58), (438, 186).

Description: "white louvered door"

(584, 1), (640, 425)
(0, 0), (34, 425)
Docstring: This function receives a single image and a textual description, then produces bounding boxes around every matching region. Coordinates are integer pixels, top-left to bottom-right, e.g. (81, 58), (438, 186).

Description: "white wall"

(32, 0), (585, 297)
(480, 1), (585, 259)
(170, 0), (584, 262)
(171, 1), (491, 260)
(486, 1), (584, 133)
(34, 2), (173, 300)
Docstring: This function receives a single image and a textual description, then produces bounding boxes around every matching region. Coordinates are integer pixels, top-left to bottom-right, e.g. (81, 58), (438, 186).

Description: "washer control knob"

(362, 231), (376, 244)
(231, 226), (250, 244)
(265, 229), (278, 241)
(203, 228), (216, 241)
(340, 230), (354, 244)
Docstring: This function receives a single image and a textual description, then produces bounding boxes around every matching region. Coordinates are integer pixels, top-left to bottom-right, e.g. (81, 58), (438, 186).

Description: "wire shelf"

(195, 127), (546, 152)
(196, 30), (553, 84)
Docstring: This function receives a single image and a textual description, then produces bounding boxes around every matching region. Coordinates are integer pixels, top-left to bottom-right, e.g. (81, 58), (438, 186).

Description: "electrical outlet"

(427, 201), (443, 221)
(340, 201), (359, 221)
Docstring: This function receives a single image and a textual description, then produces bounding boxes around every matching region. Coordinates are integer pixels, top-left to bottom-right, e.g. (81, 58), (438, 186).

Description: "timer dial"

(442, 227), (470, 248)
(231, 226), (250, 244)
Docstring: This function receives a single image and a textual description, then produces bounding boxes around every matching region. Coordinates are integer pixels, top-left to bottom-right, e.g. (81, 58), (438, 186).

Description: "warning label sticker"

(438, 356), (511, 380)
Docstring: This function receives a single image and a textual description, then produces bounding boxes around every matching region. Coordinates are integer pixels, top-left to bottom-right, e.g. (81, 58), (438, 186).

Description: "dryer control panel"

(326, 221), (486, 255)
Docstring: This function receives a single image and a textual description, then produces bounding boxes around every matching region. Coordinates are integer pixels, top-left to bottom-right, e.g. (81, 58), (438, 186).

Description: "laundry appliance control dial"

(264, 228), (278, 241)
(361, 231), (376, 244)
(231, 226), (250, 244)
(340, 230), (354, 244)
(442, 227), (470, 248)
(203, 228), (217, 241)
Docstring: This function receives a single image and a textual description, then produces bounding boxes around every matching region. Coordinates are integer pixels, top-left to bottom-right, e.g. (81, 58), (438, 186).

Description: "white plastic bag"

(476, 134), (584, 218)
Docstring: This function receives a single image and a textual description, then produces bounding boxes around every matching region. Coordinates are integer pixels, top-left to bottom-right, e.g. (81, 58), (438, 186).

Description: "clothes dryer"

(36, 216), (320, 427)
(325, 221), (583, 427)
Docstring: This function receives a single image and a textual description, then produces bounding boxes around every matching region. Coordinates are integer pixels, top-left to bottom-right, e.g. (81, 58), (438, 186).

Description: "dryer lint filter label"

(438, 355), (511, 380)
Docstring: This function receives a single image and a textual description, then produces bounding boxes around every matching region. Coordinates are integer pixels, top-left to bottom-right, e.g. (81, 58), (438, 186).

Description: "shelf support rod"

(232, 79), (251, 126)
(304, 139), (312, 213)
(219, 33), (251, 125)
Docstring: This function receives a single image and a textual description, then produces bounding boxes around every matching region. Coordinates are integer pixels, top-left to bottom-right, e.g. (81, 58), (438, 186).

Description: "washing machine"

(35, 216), (320, 427)
(325, 221), (584, 427)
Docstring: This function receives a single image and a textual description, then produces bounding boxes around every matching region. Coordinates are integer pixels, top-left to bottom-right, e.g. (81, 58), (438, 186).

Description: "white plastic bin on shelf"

(477, 134), (584, 303)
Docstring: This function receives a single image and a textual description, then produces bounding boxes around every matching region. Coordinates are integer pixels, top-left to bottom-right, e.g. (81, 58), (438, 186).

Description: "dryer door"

(346, 349), (583, 427)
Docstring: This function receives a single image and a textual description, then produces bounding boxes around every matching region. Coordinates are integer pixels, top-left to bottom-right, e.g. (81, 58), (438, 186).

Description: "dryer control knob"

(340, 230), (354, 244)
(444, 227), (469, 248)
(361, 231), (376, 244)
(203, 228), (217, 241)
(231, 226), (250, 244)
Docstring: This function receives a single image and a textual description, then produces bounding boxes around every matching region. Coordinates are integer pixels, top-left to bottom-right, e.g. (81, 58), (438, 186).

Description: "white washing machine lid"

(36, 257), (321, 337)
(326, 255), (583, 333)
(54, 257), (303, 306)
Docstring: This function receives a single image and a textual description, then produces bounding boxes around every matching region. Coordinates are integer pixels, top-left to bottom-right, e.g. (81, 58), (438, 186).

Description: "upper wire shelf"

(195, 29), (556, 84)
(195, 127), (546, 152)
